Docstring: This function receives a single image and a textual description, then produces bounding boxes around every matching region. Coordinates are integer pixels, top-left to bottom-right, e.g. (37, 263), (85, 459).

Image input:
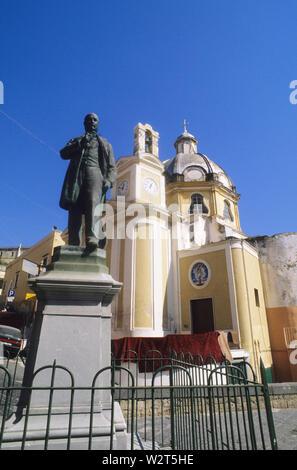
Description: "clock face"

(143, 177), (158, 195)
(117, 180), (129, 195)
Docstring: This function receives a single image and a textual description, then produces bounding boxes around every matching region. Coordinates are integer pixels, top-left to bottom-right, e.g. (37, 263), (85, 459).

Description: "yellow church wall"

(165, 183), (240, 227)
(179, 249), (232, 332)
(162, 234), (169, 330)
(165, 189), (178, 209)
(109, 198), (171, 336)
(116, 238), (126, 329)
(214, 191), (239, 230)
(231, 246), (273, 378)
(231, 249), (253, 354)
(209, 188), (217, 215)
(106, 238), (126, 330)
(134, 225), (152, 329)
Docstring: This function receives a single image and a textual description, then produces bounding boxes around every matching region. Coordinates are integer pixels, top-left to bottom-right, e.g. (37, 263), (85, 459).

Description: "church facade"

(106, 123), (296, 382)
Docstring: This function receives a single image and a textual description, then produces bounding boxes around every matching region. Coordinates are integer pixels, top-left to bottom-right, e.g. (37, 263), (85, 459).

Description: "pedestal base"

(2, 403), (127, 450)
(2, 246), (127, 450)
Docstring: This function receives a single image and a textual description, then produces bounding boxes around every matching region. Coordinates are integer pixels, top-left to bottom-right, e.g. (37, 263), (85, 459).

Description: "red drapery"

(111, 332), (224, 372)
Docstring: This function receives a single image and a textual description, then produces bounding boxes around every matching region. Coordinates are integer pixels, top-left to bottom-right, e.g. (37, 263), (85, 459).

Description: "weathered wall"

(249, 233), (297, 382)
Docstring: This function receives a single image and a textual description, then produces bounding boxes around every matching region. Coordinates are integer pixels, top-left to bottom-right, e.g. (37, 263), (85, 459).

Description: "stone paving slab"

(271, 408), (297, 450)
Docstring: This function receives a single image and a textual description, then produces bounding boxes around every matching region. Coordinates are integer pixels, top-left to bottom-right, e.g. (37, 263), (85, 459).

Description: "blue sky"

(0, 0), (296, 247)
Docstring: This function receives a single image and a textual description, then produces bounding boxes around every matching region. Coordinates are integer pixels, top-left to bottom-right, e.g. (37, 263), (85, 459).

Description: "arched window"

(189, 193), (208, 214)
(145, 130), (152, 153)
(223, 200), (233, 221)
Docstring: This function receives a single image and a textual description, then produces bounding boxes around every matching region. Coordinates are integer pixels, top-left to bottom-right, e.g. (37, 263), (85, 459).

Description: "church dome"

(164, 128), (236, 192)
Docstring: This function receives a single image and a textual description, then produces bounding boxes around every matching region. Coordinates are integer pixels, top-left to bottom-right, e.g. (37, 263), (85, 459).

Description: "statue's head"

(84, 113), (99, 133)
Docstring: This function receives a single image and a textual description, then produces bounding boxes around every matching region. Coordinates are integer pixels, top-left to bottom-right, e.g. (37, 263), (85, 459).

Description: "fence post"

(260, 358), (278, 450)
(169, 357), (175, 450)
(0, 366), (12, 447)
(110, 358), (116, 451)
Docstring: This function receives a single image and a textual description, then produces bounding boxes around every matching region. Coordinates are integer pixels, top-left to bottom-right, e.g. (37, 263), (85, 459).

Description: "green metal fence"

(0, 351), (277, 450)
(113, 351), (277, 450)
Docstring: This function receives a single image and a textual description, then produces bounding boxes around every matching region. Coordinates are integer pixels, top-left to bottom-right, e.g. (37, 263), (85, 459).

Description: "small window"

(14, 271), (20, 289)
(189, 194), (208, 214)
(254, 288), (260, 307)
(223, 200), (234, 221)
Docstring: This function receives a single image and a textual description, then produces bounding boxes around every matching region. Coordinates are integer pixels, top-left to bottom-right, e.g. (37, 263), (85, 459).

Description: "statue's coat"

(59, 134), (117, 210)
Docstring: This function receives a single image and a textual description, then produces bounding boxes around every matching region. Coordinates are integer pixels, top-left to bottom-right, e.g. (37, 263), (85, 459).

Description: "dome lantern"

(174, 120), (198, 155)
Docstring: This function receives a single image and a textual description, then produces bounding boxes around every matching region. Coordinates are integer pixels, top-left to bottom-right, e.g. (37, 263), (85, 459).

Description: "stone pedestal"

(2, 246), (127, 450)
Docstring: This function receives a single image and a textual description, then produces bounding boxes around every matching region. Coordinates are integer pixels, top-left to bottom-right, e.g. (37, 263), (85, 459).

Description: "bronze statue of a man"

(59, 113), (116, 249)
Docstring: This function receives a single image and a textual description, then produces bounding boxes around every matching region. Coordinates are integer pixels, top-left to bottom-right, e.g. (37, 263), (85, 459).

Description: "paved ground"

(270, 408), (297, 450)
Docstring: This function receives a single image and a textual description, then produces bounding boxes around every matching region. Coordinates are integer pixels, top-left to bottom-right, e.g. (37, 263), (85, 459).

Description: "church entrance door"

(190, 298), (214, 334)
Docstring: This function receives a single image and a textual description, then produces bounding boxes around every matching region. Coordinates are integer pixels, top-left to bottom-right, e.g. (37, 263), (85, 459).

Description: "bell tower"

(110, 123), (166, 208)
(108, 123), (171, 339)
(133, 122), (159, 158)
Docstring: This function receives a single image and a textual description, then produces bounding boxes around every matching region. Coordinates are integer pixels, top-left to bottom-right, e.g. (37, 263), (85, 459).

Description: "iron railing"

(0, 351), (277, 450)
